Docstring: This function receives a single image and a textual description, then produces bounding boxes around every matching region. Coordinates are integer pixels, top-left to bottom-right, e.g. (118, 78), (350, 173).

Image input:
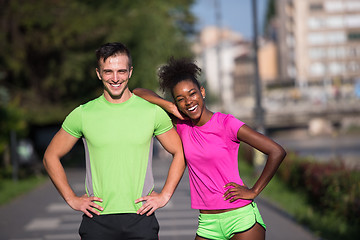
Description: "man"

(43, 42), (186, 239)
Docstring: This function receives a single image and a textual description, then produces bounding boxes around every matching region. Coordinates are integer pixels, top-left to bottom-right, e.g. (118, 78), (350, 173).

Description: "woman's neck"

(192, 108), (213, 126)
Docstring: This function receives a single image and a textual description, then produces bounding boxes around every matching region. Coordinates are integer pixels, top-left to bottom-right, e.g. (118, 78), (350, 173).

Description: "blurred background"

(0, 0), (359, 239)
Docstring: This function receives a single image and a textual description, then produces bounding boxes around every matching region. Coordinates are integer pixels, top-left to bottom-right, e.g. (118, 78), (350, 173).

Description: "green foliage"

(238, 149), (360, 239)
(0, 0), (196, 124)
(0, 175), (47, 206)
(265, 0), (276, 26)
(276, 153), (360, 239)
(0, 88), (27, 158)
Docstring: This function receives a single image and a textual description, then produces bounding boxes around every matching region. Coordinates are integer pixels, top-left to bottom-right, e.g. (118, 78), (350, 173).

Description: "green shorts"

(196, 202), (266, 240)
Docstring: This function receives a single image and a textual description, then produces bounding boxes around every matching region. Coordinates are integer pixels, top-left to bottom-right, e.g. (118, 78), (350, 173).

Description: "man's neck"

(103, 89), (132, 104)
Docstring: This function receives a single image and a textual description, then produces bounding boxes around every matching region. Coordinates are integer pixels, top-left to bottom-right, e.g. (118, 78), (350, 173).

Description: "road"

(0, 154), (320, 240)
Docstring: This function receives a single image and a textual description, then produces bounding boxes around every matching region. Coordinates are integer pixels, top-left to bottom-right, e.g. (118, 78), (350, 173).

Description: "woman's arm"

(224, 125), (286, 201)
(133, 88), (185, 120)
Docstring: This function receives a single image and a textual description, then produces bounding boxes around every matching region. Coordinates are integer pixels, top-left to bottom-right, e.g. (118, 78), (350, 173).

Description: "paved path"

(0, 154), (320, 240)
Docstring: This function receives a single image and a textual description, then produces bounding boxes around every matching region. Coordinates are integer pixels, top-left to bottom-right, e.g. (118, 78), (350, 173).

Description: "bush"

(0, 88), (28, 169)
(277, 152), (360, 239)
(239, 148), (360, 239)
(321, 170), (360, 222)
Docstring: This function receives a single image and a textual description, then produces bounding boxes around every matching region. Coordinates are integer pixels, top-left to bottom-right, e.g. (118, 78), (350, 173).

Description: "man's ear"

(128, 66), (133, 79)
(96, 68), (101, 80)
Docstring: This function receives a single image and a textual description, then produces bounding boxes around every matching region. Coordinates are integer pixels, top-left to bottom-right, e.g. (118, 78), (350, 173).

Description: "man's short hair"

(96, 42), (132, 68)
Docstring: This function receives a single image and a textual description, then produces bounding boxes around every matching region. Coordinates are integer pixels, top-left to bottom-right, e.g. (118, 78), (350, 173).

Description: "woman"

(134, 57), (286, 240)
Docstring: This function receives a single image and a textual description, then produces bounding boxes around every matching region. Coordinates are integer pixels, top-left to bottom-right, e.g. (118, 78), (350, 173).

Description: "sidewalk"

(0, 157), (320, 240)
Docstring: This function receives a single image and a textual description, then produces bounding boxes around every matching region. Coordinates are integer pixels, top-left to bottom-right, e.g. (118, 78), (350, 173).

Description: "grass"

(0, 175), (47, 206)
(0, 142), (83, 207)
(238, 158), (359, 240)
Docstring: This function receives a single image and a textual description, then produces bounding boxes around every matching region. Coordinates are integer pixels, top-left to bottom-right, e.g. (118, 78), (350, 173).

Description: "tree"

(0, 0), (196, 124)
(263, 0), (277, 41)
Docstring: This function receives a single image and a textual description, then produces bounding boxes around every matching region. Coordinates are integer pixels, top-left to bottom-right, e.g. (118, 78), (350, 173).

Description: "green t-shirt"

(62, 94), (173, 214)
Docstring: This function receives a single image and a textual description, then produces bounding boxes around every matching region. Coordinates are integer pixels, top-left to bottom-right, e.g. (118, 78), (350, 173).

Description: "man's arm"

(43, 128), (103, 217)
(135, 128), (186, 216)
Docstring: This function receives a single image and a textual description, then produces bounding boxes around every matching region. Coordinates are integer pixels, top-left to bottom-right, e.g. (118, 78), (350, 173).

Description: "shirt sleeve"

(224, 114), (245, 143)
(62, 106), (83, 138)
(153, 105), (173, 136)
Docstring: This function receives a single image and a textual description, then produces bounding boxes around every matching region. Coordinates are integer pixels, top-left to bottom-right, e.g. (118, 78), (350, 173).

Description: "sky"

(191, 0), (269, 40)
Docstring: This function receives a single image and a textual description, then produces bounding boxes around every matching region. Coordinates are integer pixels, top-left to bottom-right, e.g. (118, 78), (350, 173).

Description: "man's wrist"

(64, 192), (77, 203)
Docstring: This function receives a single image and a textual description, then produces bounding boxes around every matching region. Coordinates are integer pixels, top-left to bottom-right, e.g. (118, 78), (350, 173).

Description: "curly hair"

(158, 57), (202, 96)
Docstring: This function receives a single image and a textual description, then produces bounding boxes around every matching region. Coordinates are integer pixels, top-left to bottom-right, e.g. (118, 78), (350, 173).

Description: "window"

(345, 15), (360, 28)
(309, 3), (323, 11)
(328, 48), (336, 58)
(348, 32), (360, 40)
(329, 62), (344, 75)
(308, 17), (323, 29)
(288, 51), (295, 61)
(346, 47), (357, 57)
(286, 34), (295, 47)
(336, 47), (346, 58)
(325, 1), (343, 12)
(310, 62), (326, 76)
(346, 1), (360, 11)
(308, 32), (347, 45)
(308, 33), (326, 45)
(347, 62), (360, 72)
(328, 32), (346, 44)
(326, 16), (343, 28)
(309, 48), (326, 59)
(287, 66), (296, 78)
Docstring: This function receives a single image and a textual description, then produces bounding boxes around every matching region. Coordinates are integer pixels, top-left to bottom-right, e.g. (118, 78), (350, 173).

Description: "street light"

(215, 0), (224, 111)
(251, 0), (266, 172)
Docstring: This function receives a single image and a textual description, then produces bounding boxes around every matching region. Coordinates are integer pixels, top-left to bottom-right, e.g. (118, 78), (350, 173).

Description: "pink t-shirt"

(176, 112), (252, 210)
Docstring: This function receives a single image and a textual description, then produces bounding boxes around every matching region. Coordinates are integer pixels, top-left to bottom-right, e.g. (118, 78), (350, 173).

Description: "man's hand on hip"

(67, 194), (103, 218)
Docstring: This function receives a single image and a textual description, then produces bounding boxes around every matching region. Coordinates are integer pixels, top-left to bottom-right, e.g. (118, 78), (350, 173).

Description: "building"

(276, 0), (360, 95)
(193, 26), (248, 113)
(193, 26), (279, 118)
